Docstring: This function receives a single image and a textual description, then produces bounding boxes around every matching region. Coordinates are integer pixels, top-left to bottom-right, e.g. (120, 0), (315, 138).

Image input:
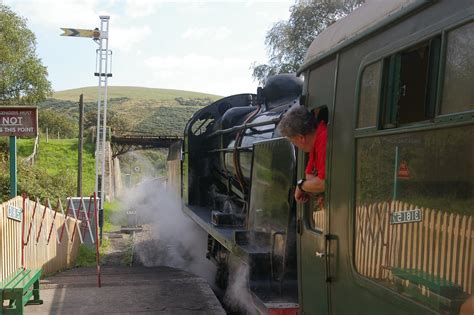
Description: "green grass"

(35, 138), (95, 196)
(53, 86), (221, 102)
(103, 201), (122, 232)
(17, 138), (35, 156)
(75, 244), (97, 267)
(122, 236), (134, 266)
(14, 137), (96, 199)
(75, 239), (111, 267)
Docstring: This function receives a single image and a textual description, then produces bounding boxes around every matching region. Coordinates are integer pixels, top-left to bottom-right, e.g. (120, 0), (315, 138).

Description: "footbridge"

(110, 134), (182, 158)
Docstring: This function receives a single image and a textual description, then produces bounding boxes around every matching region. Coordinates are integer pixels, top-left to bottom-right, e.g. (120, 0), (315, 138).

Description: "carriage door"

(298, 57), (337, 315)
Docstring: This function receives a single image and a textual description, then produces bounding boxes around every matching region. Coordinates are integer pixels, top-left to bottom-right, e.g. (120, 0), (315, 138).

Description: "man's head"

(278, 105), (317, 152)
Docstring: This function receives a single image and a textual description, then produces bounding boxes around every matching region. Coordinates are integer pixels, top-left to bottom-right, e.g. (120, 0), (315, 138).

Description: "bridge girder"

(110, 135), (182, 158)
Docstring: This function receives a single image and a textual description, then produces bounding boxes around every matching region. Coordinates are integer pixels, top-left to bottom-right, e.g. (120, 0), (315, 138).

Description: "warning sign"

(0, 107), (38, 137)
(397, 160), (410, 179)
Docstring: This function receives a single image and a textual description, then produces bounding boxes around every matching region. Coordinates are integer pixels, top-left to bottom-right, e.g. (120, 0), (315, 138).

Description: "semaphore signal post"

(61, 16), (112, 240)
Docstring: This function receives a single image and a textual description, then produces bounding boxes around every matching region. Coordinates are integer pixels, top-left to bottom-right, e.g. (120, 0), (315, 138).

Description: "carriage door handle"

(400, 84), (407, 97)
(315, 251), (325, 258)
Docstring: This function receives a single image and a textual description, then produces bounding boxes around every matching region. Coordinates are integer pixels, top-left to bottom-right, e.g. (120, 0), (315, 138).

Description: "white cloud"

(5, 0), (103, 29)
(181, 26), (231, 41)
(112, 25), (152, 51)
(255, 6), (291, 22)
(143, 53), (257, 95)
(124, 0), (161, 18)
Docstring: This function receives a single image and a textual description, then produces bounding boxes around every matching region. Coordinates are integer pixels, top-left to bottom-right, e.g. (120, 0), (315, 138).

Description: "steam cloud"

(224, 261), (258, 314)
(118, 176), (216, 284)
(115, 152), (257, 314)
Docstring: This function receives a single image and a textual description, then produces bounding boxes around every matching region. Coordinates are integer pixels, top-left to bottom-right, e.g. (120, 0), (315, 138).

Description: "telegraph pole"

(77, 94), (84, 196)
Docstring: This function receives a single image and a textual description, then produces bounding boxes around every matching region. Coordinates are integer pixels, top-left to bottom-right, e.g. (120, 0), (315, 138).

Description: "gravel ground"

(101, 231), (133, 266)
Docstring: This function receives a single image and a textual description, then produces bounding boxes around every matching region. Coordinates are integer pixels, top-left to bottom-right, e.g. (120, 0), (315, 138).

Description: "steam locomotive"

(168, 74), (302, 313)
(169, 1), (473, 314)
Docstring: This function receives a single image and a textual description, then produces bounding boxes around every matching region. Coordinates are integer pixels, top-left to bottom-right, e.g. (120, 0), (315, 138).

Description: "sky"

(3, 0), (295, 96)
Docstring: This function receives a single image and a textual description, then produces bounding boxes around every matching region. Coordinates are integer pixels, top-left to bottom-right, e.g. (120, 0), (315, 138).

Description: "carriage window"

(381, 37), (440, 128)
(357, 61), (381, 128)
(441, 22), (474, 114)
(354, 125), (473, 314)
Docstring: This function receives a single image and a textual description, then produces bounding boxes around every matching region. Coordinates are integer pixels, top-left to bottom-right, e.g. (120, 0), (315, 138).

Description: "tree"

(84, 110), (131, 133)
(252, 0), (364, 84)
(0, 4), (52, 104)
(39, 110), (78, 139)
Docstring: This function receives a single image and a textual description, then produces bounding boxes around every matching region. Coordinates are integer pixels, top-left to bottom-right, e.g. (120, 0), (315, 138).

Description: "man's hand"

(295, 186), (309, 203)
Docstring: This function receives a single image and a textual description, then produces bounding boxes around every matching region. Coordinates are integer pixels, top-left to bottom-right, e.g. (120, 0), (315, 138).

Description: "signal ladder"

(94, 16), (112, 216)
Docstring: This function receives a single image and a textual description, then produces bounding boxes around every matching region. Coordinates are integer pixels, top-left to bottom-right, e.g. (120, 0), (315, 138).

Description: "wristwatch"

(297, 179), (306, 192)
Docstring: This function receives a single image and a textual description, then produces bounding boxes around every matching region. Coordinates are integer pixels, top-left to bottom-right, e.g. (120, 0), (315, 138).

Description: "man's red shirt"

(305, 121), (327, 180)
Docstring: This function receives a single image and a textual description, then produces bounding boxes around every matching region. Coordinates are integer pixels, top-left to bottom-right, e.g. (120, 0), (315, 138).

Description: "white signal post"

(94, 16), (112, 242)
(61, 16), (112, 241)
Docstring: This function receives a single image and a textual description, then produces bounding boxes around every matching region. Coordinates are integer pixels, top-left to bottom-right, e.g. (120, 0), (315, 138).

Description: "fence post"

(21, 194), (26, 269)
(9, 136), (17, 198)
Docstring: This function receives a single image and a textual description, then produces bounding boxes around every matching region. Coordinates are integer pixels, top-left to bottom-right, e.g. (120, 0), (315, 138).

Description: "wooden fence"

(355, 200), (473, 295)
(0, 196), (81, 282)
(313, 209), (325, 231)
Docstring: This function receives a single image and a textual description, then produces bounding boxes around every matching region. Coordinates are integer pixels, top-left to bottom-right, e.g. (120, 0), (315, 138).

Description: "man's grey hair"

(278, 105), (316, 137)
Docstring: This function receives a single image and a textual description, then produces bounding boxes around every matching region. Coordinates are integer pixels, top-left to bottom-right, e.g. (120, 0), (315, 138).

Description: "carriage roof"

(298, 0), (427, 73)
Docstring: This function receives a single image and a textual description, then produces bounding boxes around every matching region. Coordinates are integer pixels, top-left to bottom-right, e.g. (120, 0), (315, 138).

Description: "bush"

(39, 109), (78, 139)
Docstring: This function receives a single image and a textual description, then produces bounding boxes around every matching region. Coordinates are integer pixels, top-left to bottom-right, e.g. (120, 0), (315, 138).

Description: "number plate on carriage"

(390, 209), (422, 224)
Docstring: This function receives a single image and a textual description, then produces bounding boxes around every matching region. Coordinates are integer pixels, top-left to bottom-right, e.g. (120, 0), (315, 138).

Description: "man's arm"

(301, 175), (325, 193)
(295, 174), (325, 203)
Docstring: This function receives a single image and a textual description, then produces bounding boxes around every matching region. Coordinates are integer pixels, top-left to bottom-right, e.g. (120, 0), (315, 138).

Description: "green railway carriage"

(170, 0), (473, 314)
(297, 0), (473, 314)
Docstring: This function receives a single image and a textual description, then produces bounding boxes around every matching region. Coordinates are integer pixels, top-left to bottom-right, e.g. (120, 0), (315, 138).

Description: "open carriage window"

(381, 36), (441, 128)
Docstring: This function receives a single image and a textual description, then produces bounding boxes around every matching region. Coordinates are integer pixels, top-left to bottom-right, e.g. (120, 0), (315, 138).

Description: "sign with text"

(7, 205), (22, 222)
(390, 209), (422, 224)
(0, 107), (38, 137)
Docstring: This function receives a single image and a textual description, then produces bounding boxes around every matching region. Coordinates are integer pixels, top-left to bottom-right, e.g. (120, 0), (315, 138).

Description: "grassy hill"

(40, 86), (222, 136)
(53, 86), (220, 103)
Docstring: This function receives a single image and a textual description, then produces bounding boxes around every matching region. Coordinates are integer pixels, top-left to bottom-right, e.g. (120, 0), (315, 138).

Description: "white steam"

(116, 152), (258, 314)
(118, 176), (216, 284)
(224, 260), (258, 315)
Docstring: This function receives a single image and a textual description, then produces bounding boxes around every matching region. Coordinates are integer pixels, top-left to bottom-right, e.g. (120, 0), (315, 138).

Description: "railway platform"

(24, 266), (225, 314)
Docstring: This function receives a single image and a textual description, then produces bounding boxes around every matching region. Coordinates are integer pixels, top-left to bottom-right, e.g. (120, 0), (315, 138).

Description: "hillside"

(39, 86), (222, 136)
(53, 86), (220, 103)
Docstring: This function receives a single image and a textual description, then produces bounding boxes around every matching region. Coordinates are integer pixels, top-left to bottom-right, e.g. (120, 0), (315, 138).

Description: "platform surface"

(24, 266), (225, 315)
